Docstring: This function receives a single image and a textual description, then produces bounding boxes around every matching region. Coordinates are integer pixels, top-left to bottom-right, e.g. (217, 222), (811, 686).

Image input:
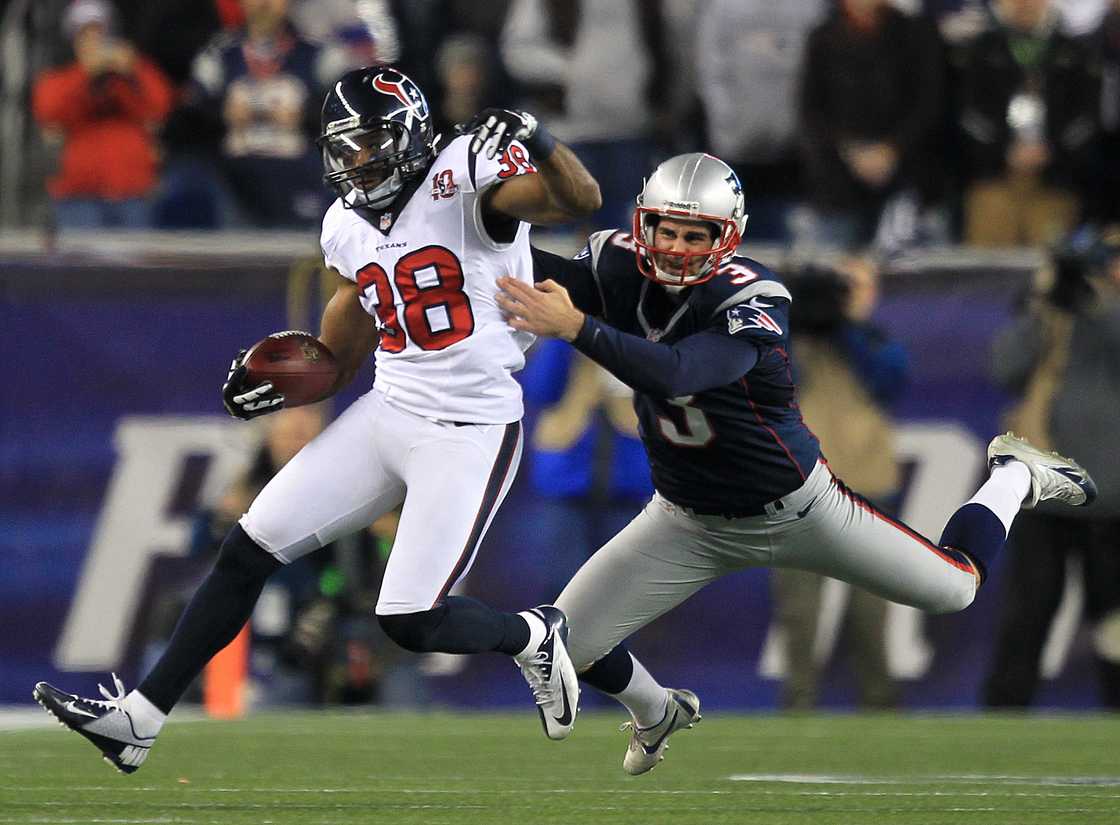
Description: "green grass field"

(3, 711), (1119, 824)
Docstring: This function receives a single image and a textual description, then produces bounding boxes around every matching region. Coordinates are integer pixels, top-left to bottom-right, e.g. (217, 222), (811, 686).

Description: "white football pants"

(241, 389), (522, 614)
(556, 460), (978, 670)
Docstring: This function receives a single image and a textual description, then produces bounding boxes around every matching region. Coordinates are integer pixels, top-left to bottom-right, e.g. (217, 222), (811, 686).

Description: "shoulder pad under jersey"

(584, 229), (641, 275)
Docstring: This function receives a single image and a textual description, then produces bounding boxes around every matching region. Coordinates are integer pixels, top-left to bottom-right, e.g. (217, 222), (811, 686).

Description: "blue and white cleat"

(515, 605), (579, 740)
(620, 688), (701, 776)
(988, 432), (1097, 509)
(33, 674), (155, 774)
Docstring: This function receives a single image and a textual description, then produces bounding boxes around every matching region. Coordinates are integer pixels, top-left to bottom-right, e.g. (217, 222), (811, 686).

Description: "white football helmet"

(632, 153), (748, 287)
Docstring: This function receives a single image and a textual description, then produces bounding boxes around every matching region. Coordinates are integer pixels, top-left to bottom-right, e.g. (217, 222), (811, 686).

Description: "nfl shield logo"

(380, 213), (392, 230)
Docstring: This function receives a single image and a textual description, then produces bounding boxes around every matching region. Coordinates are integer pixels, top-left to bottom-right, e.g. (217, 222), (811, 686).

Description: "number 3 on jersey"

(357, 245), (475, 352)
(657, 395), (714, 447)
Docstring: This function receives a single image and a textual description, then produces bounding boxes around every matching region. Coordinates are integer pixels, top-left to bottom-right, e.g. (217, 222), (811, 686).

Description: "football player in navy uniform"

(32, 68), (601, 772)
(497, 152), (1098, 775)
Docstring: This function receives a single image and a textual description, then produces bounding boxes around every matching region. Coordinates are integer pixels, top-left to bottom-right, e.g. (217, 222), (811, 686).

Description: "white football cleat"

(33, 674), (156, 774)
(620, 688), (701, 776)
(515, 605), (579, 740)
(988, 432), (1097, 509)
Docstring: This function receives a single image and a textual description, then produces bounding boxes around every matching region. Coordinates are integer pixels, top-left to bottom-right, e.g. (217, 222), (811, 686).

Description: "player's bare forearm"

(487, 144), (601, 225)
(319, 274), (378, 394)
(533, 142), (602, 219)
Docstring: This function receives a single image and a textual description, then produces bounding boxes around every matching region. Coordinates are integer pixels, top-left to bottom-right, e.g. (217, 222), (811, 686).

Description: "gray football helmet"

(632, 153), (748, 287)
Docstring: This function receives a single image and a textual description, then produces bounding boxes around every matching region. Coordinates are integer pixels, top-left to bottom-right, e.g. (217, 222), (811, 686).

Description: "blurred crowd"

(11, 0), (1120, 249)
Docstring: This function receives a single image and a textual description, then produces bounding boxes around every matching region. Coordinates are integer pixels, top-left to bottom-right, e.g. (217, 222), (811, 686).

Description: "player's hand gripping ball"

(222, 331), (338, 420)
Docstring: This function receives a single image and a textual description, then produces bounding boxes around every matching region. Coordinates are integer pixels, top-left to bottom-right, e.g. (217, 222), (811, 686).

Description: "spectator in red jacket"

(33, 0), (173, 229)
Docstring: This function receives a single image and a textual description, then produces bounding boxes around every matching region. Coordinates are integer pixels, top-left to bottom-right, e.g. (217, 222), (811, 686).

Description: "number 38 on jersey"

(356, 245), (476, 352)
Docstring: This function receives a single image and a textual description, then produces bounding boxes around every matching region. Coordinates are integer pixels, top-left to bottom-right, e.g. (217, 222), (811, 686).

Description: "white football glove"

(457, 107), (556, 160)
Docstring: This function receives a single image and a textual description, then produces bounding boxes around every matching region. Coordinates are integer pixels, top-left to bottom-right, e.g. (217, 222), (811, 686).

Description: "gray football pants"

(556, 460), (978, 671)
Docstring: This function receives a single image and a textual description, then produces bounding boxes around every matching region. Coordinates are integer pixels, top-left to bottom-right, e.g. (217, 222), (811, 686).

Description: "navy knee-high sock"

(939, 503), (1008, 584)
(137, 525), (281, 714)
(579, 644), (635, 694)
(378, 596), (530, 655)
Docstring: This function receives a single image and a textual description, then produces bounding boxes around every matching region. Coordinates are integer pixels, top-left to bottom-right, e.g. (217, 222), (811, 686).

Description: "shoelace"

(619, 701), (677, 741)
(518, 651), (556, 705)
(618, 719), (660, 737)
(618, 719), (661, 753)
(88, 672), (128, 713)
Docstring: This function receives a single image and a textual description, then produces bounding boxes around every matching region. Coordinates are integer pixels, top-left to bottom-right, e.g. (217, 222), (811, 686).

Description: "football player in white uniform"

(33, 67), (601, 773)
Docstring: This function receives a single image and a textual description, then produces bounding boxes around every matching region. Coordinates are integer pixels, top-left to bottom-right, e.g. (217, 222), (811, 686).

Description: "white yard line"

(727, 773), (1120, 786)
(5, 784), (1118, 800)
(0, 819), (177, 824)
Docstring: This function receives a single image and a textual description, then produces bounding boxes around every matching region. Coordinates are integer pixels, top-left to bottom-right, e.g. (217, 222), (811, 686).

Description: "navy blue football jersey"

(532, 230), (821, 514)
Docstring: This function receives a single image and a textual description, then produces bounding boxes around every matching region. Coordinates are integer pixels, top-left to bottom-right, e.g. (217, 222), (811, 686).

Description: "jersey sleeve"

(572, 317), (759, 398)
(466, 138), (538, 193)
(320, 200), (355, 282)
(458, 134), (537, 249)
(709, 279), (793, 347)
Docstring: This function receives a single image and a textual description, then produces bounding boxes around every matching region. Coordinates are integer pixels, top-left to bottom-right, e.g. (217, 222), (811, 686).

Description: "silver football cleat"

(987, 432), (1097, 509)
(620, 688), (701, 776)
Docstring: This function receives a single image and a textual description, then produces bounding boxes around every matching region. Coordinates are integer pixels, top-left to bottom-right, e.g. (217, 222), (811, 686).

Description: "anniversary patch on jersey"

(430, 168), (458, 200)
(727, 297), (783, 337)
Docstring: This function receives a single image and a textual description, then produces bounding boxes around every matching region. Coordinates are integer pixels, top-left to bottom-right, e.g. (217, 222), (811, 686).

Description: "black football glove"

(457, 108), (557, 161)
(221, 349), (284, 420)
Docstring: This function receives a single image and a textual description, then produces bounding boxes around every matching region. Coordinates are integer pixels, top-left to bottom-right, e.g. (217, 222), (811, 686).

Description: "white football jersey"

(321, 134), (538, 424)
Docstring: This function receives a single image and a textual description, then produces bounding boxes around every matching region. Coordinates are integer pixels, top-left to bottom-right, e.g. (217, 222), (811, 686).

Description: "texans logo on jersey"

(727, 297), (783, 337)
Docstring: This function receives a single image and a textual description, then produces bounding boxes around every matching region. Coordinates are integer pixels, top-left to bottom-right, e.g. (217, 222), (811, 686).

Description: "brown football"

(242, 331), (339, 407)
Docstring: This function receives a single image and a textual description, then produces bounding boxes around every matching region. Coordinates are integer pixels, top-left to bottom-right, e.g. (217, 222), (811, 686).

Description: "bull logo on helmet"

(371, 71), (428, 128)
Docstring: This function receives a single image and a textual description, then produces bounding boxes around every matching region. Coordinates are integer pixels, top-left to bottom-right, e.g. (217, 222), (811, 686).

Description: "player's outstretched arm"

(497, 276), (760, 397)
(529, 245), (604, 315)
(318, 270), (379, 394)
(460, 107), (601, 225)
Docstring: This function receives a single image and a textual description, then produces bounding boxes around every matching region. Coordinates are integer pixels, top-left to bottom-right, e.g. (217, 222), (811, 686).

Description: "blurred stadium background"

(3, 0), (1120, 741)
